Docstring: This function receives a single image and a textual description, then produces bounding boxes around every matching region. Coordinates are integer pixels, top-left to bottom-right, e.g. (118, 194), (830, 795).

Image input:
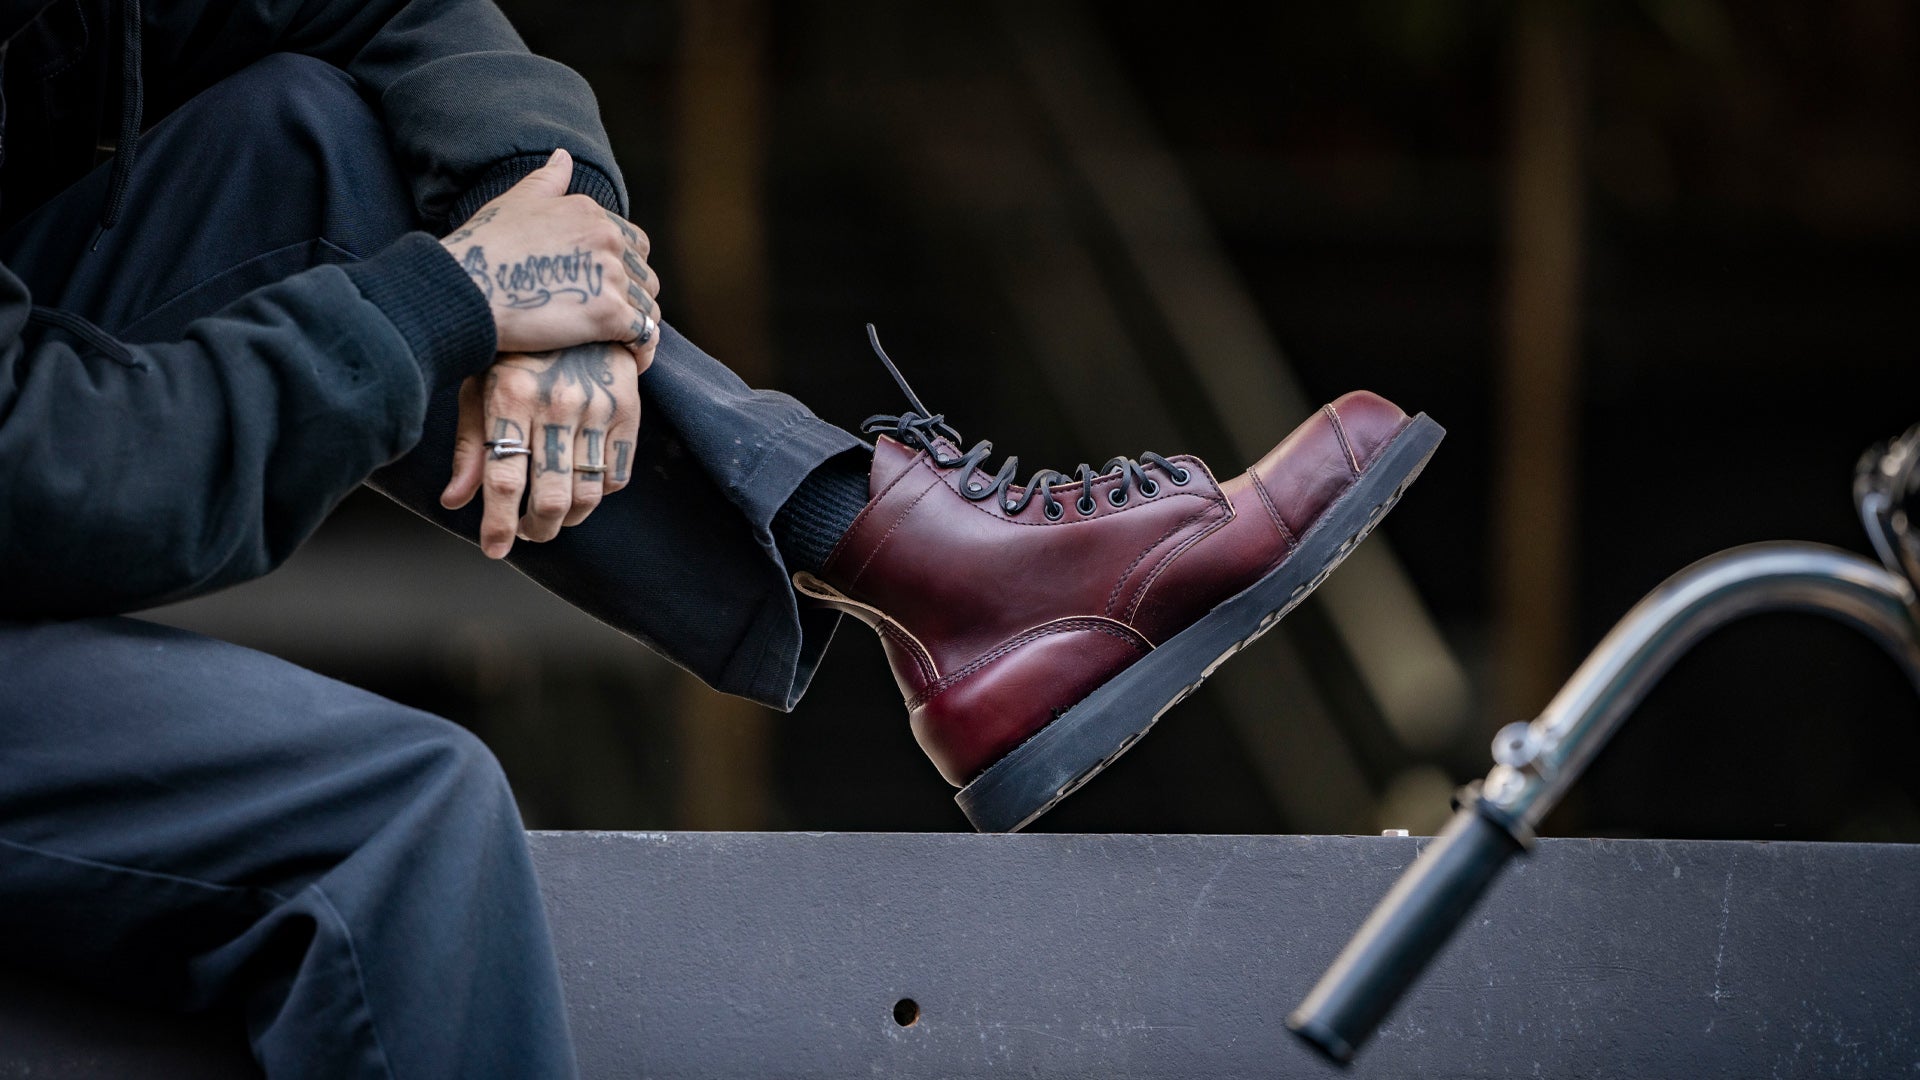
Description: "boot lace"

(858, 325), (1190, 520)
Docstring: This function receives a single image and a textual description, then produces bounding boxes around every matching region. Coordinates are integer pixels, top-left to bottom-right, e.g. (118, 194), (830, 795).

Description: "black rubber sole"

(955, 414), (1445, 833)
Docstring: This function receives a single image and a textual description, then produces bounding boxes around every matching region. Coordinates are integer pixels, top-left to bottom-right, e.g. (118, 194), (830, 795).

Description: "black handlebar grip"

(1286, 801), (1525, 1063)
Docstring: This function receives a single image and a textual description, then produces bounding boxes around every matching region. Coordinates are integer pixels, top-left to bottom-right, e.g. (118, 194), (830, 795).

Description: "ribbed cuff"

(343, 232), (498, 391)
(446, 154), (625, 230)
(771, 449), (873, 575)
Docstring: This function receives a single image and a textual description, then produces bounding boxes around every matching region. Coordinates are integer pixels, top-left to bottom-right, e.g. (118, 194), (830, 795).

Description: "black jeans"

(0, 54), (857, 1078)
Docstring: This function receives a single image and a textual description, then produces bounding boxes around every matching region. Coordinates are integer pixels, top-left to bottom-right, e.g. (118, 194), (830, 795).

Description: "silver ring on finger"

(484, 438), (531, 460)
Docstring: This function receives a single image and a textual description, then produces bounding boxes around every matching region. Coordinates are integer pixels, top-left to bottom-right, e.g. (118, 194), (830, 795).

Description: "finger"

(479, 412), (533, 559)
(594, 267), (656, 346)
(599, 208), (658, 304)
(626, 274), (657, 317)
(627, 311), (658, 348)
(565, 407), (612, 527)
(623, 249), (659, 300)
(510, 147), (575, 200)
(633, 326), (664, 376)
(441, 376), (487, 510)
(625, 299), (664, 376)
(602, 210), (651, 259)
(605, 371), (642, 496)
(520, 419), (575, 543)
(624, 313), (659, 377)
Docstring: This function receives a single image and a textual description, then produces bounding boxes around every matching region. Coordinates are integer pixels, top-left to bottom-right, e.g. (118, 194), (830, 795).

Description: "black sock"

(773, 449), (872, 575)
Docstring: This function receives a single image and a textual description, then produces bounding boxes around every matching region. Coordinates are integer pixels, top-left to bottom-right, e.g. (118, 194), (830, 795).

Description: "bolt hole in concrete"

(892, 998), (920, 1027)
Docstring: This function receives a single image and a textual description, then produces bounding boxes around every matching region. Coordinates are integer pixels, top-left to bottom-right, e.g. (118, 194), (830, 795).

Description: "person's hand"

(441, 148), (662, 369)
(440, 342), (642, 559)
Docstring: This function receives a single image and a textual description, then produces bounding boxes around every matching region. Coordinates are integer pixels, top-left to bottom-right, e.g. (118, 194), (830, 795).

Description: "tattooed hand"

(440, 149), (663, 371)
(440, 342), (642, 558)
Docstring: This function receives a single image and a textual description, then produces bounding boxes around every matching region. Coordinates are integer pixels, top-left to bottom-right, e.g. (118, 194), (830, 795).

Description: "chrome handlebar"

(1287, 427), (1920, 1064)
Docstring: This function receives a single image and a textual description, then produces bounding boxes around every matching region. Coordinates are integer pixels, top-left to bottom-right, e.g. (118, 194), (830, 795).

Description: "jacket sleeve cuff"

(342, 232), (498, 391)
(445, 154), (625, 230)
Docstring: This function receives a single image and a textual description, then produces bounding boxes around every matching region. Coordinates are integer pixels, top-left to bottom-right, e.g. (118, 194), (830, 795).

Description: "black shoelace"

(859, 325), (1190, 520)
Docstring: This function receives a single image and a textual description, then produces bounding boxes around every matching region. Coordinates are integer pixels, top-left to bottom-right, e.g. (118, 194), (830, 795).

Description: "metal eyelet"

(1108, 487), (1129, 508)
(1170, 467), (1191, 485)
(1139, 478), (1160, 498)
(1077, 495), (1097, 515)
(1043, 500), (1064, 521)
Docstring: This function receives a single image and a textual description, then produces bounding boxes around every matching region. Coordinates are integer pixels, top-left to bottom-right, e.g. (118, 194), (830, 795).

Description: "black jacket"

(0, 0), (625, 616)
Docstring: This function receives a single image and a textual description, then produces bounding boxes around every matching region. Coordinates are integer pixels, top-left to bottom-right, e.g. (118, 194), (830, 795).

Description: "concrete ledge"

(4, 833), (1917, 1078)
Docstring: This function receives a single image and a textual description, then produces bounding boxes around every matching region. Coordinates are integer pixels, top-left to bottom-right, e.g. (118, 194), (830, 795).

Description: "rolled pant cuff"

(718, 412), (867, 710)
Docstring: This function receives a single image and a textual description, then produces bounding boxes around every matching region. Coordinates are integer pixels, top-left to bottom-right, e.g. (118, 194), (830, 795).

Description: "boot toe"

(1326, 390), (1411, 473)
(1248, 391), (1411, 540)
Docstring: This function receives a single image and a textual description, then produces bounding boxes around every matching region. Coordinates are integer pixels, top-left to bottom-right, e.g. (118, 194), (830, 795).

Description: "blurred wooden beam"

(1493, 0), (1587, 724)
(671, 0), (771, 377)
(669, 0), (777, 829)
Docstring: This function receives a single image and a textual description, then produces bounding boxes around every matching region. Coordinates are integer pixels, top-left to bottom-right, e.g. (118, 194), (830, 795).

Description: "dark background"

(153, 0), (1920, 841)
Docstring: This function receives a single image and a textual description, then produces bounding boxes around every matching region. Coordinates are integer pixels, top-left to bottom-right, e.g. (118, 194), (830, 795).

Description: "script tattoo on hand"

(612, 439), (634, 483)
(583, 428), (606, 469)
(461, 247), (494, 301)
(457, 246), (606, 308)
(542, 424), (570, 474)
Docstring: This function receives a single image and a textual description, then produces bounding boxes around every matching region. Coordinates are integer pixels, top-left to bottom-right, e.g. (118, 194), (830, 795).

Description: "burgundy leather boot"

(799, 342), (1443, 832)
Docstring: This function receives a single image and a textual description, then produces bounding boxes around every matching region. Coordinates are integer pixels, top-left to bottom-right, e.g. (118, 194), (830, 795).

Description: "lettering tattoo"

(541, 424), (570, 474)
(612, 440), (634, 483)
(456, 245), (606, 308)
(604, 210), (643, 246)
(461, 247), (494, 301)
(582, 428), (605, 469)
(606, 211), (653, 291)
(627, 282), (655, 316)
(499, 248), (604, 308)
(623, 250), (651, 287)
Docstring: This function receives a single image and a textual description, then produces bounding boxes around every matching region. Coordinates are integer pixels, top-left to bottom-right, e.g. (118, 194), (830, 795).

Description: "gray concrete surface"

(2, 832), (1915, 1077)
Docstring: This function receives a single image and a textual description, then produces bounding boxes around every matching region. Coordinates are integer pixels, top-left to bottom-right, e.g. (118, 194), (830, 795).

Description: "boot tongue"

(870, 434), (922, 497)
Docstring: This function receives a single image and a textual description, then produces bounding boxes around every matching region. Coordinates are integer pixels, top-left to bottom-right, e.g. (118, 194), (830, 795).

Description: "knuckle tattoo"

(622, 251), (651, 284)
(540, 424), (570, 472)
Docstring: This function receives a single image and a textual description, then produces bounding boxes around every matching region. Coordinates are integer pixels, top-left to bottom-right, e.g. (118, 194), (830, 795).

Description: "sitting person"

(0, 1), (1439, 1075)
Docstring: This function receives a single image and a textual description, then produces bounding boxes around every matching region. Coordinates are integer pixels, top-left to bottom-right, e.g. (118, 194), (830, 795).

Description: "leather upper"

(798, 390), (1411, 785)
